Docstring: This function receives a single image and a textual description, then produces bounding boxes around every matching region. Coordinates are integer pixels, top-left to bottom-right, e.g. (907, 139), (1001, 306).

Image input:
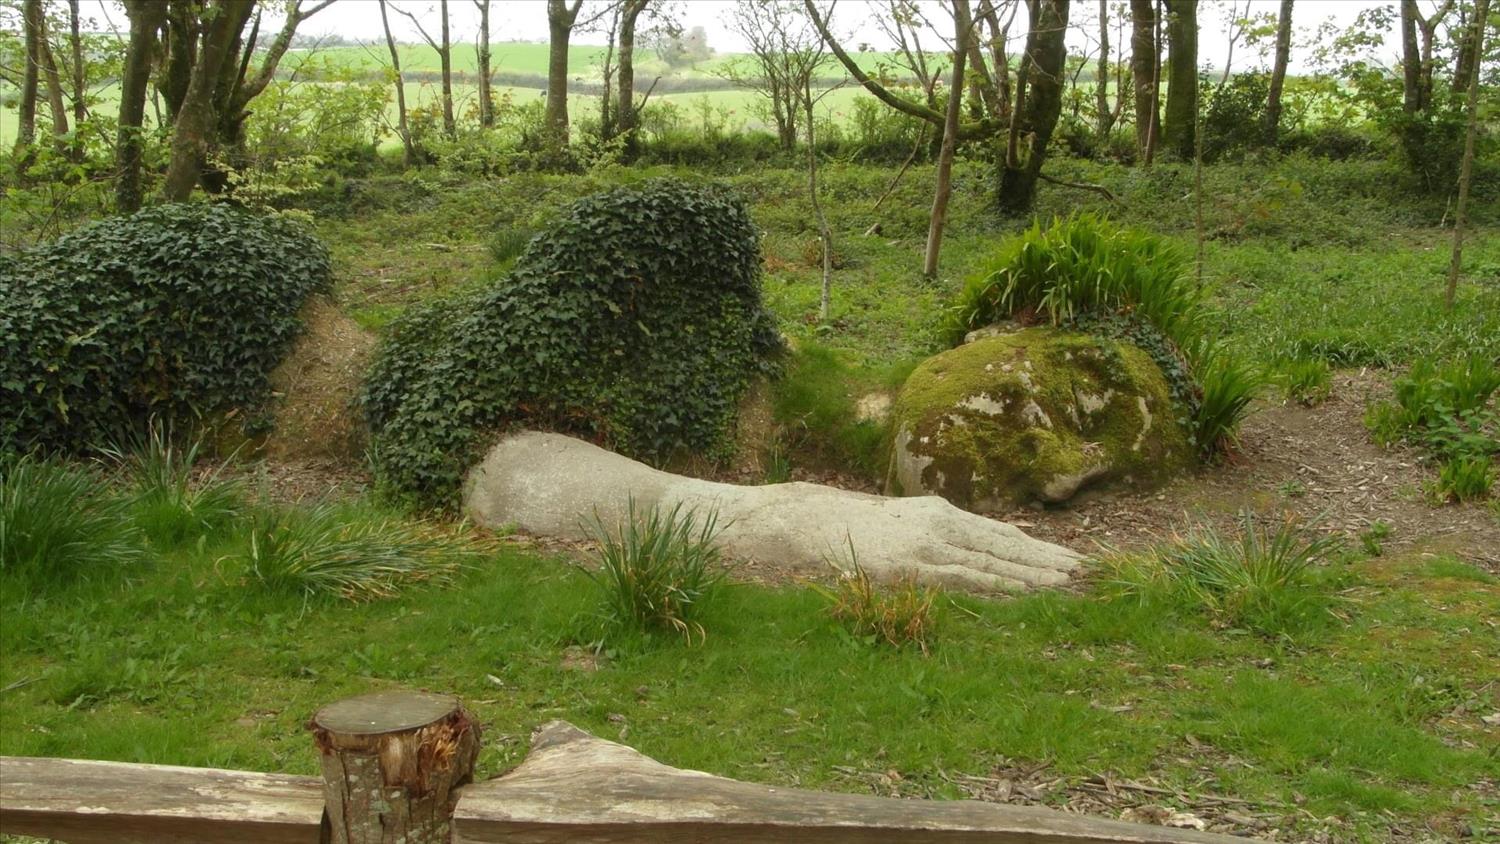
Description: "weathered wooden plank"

(454, 722), (1248, 844)
(0, 756), (324, 844)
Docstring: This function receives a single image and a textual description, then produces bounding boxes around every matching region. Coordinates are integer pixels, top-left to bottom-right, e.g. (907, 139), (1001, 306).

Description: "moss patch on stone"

(887, 328), (1192, 511)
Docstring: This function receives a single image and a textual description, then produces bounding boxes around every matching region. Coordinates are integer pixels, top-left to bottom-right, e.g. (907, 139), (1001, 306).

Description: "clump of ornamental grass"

(1099, 510), (1346, 638)
(815, 537), (939, 655)
(0, 453), (142, 584)
(99, 421), (243, 548)
(230, 501), (468, 601)
(582, 498), (726, 644)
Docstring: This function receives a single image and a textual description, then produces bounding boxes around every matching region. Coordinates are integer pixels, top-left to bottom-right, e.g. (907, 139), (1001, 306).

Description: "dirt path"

(1002, 370), (1499, 572)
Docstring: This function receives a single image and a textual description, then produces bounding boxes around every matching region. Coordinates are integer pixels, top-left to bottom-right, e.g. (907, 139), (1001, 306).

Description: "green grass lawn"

(2, 511), (1496, 842)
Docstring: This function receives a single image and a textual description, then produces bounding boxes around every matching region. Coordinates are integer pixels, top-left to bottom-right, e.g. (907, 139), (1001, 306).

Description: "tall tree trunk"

(68, 0), (86, 161)
(1446, 0), (1489, 310)
(1095, 0), (1112, 137)
(15, 0), (42, 155)
(617, 0), (648, 157)
(476, 0), (493, 128)
(39, 22), (72, 149)
(439, 0), (454, 138)
(117, 0), (164, 211)
(380, 0), (417, 166)
(1400, 0), (1423, 112)
(1162, 0), (1197, 161)
(162, 0), (249, 202)
(160, 0), (197, 122)
(924, 0), (971, 278)
(1128, 0), (1159, 162)
(1264, 0), (1293, 145)
(545, 0), (583, 156)
(998, 0), (1072, 213)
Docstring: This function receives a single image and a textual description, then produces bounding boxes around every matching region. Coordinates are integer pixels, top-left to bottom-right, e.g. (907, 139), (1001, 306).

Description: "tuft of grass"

(0, 453), (142, 583)
(582, 498), (726, 643)
(1273, 357), (1332, 406)
(1366, 357), (1499, 461)
(815, 538), (939, 654)
(100, 423), (243, 548)
(770, 343), (902, 480)
(230, 501), (467, 601)
(945, 214), (1260, 458)
(1101, 511), (1346, 637)
(1358, 520), (1392, 557)
(945, 213), (1204, 348)
(1432, 456), (1493, 503)
(1421, 554), (1497, 584)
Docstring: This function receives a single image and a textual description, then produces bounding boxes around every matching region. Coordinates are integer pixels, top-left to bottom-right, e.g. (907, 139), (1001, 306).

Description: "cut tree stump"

(310, 690), (479, 844)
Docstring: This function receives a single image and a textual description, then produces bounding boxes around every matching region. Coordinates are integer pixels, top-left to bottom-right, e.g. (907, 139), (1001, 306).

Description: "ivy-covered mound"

(362, 178), (782, 508)
(1, 204), (331, 452)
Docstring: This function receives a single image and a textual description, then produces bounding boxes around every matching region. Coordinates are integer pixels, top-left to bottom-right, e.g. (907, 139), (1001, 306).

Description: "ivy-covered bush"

(1, 203), (331, 452)
(363, 178), (782, 508)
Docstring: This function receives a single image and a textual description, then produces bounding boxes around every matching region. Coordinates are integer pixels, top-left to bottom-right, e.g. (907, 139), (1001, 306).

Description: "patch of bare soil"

(1001, 370), (1499, 573)
(260, 296), (377, 462)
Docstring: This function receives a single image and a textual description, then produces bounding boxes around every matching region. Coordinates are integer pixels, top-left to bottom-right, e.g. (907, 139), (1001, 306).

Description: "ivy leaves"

(363, 178), (782, 508)
(1, 203), (331, 452)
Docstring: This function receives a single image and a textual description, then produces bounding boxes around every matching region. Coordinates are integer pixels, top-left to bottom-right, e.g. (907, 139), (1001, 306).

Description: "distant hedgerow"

(945, 214), (1261, 457)
(0, 203), (331, 453)
(363, 178), (782, 508)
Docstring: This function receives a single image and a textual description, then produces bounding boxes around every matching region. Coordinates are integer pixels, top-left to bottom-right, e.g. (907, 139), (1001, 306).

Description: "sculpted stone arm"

(465, 432), (1080, 592)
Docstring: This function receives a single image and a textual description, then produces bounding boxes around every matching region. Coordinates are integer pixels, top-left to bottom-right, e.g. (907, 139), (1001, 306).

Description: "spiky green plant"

(1102, 511), (1346, 636)
(232, 502), (466, 600)
(582, 498), (726, 643)
(99, 422), (243, 547)
(1, 454), (142, 583)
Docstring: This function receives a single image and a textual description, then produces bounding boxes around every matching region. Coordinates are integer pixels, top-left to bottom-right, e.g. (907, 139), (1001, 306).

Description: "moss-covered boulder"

(886, 328), (1191, 511)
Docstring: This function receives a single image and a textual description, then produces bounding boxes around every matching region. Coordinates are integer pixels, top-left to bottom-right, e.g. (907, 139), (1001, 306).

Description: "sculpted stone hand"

(465, 432), (1080, 591)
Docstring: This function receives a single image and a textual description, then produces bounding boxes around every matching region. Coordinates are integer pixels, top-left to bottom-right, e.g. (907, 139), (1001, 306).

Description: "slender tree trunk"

(439, 0), (455, 137)
(1446, 0), (1489, 310)
(162, 0), (249, 202)
(545, 0), (582, 156)
(805, 86), (833, 320)
(117, 0), (163, 211)
(160, 0), (196, 122)
(40, 25), (72, 149)
(15, 0), (42, 155)
(1264, 0), (1293, 146)
(68, 0), (86, 160)
(1128, 0), (1158, 162)
(1162, 0), (1197, 161)
(618, 0), (648, 158)
(380, 0), (417, 166)
(998, 0), (1072, 213)
(476, 0), (493, 127)
(924, 0), (971, 279)
(1400, 0), (1423, 114)
(1095, 0), (1112, 137)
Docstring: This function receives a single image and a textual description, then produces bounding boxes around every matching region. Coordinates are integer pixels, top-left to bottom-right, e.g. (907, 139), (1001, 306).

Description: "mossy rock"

(886, 328), (1191, 511)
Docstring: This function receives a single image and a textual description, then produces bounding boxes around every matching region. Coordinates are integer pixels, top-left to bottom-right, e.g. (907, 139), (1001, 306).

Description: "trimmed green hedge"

(1, 203), (331, 452)
(363, 178), (781, 508)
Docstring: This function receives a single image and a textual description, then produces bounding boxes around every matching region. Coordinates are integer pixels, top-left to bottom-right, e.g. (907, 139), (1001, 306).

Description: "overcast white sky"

(80, 1), (1394, 75)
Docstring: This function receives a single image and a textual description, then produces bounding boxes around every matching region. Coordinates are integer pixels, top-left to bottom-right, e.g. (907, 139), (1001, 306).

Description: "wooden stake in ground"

(1445, 0), (1490, 310)
(310, 690), (479, 844)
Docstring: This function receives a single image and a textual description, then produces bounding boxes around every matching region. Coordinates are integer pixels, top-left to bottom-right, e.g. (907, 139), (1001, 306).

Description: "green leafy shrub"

(1366, 358), (1499, 464)
(364, 178), (782, 507)
(946, 214), (1259, 457)
(1102, 511), (1346, 637)
(0, 203), (331, 453)
(0, 454), (142, 583)
(231, 501), (466, 601)
(815, 538), (938, 655)
(100, 423), (243, 548)
(582, 499), (725, 643)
